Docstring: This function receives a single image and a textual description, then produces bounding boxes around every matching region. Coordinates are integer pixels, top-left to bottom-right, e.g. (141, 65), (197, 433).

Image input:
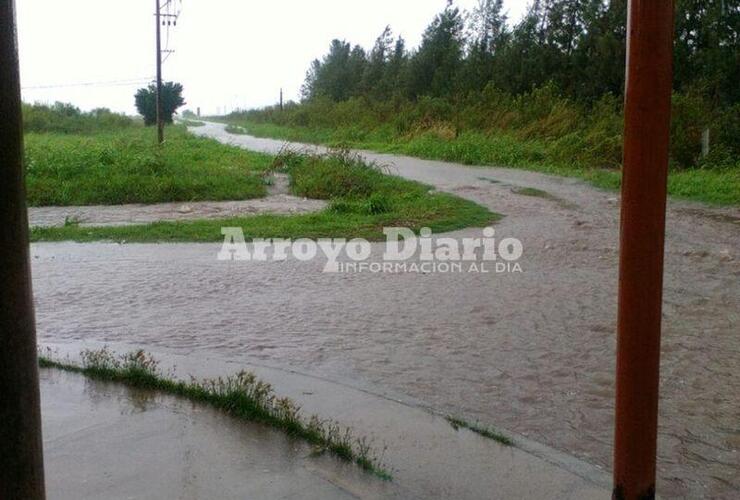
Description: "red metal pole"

(0, 0), (47, 498)
(613, 1), (674, 499)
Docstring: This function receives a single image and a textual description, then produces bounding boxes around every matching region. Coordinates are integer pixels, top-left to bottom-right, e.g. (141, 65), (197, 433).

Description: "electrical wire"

(22, 77), (155, 90)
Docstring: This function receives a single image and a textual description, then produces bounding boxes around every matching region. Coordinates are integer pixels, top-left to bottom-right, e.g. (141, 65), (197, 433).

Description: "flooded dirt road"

(29, 173), (325, 227)
(33, 122), (739, 498)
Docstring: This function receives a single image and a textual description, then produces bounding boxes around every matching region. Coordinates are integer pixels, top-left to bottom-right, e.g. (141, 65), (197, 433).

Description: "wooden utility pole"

(0, 0), (47, 498)
(155, 0), (164, 144)
(280, 88), (284, 111)
(613, 1), (674, 499)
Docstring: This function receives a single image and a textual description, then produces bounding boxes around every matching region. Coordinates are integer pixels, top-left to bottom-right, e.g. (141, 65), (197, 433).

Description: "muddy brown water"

(32, 122), (739, 498)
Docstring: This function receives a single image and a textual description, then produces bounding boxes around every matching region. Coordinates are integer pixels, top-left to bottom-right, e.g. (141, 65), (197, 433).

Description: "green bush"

(286, 151), (382, 199)
(22, 102), (135, 134)
(670, 92), (708, 169)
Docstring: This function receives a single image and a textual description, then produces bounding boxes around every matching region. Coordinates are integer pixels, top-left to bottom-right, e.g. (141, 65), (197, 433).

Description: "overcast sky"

(17, 0), (529, 115)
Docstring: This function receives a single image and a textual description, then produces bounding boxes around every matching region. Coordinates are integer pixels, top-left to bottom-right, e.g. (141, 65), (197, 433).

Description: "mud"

(31, 122), (739, 498)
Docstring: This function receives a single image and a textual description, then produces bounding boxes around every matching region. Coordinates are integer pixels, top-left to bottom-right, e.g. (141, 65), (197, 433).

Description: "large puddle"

(40, 368), (393, 499)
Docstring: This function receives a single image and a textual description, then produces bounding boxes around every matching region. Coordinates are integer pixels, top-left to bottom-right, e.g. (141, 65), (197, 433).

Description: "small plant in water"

(446, 416), (514, 446)
(39, 347), (391, 479)
(63, 215), (81, 227)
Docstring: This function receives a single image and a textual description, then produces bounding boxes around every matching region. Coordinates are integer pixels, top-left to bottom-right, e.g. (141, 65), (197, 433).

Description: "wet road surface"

(33, 122), (740, 498)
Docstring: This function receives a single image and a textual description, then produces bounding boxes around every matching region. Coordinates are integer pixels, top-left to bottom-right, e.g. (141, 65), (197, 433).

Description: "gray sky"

(17, 1), (528, 115)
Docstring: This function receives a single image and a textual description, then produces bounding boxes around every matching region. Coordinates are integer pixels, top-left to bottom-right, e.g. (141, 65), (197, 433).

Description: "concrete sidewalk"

(41, 341), (609, 499)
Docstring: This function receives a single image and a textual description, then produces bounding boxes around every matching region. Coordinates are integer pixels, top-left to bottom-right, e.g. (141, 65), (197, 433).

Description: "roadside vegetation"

(23, 101), (136, 134)
(24, 102), (272, 206)
(224, 123), (249, 134)
(39, 347), (390, 479)
(31, 148), (496, 242)
(221, 1), (739, 205)
(446, 416), (513, 446)
(179, 118), (205, 127)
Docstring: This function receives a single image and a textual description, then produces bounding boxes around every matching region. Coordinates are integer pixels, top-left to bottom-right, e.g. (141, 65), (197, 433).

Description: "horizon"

(17, 0), (528, 116)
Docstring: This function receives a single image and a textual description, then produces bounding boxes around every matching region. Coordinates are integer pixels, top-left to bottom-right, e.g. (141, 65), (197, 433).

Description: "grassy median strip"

(31, 148), (497, 243)
(39, 347), (391, 480)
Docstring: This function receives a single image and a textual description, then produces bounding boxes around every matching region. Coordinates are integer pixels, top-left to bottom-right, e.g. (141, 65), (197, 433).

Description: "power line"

(22, 77), (154, 90)
(155, 0), (182, 144)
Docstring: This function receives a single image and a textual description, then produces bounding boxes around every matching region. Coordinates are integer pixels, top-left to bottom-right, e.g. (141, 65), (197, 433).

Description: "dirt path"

(32, 122), (739, 498)
(28, 173), (326, 227)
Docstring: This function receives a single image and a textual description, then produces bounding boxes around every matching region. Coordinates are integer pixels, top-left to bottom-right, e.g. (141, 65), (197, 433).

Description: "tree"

(459, 0), (509, 93)
(386, 36), (410, 99)
(468, 0), (508, 54)
(361, 25), (395, 99)
(134, 81), (185, 126)
(408, 0), (465, 98)
(573, 0), (627, 100)
(300, 40), (367, 101)
(493, 0), (550, 94)
(674, 0), (740, 104)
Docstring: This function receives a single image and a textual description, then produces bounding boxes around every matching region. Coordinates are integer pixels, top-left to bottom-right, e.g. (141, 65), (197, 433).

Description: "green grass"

(39, 347), (390, 479)
(226, 120), (739, 206)
(31, 149), (497, 243)
(510, 187), (555, 199)
(446, 416), (514, 446)
(25, 125), (272, 206)
(179, 119), (206, 127)
(225, 124), (249, 134)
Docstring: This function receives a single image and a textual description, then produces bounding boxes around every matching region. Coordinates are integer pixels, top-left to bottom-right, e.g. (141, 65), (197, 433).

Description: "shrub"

(22, 102), (135, 134)
(284, 149), (384, 200)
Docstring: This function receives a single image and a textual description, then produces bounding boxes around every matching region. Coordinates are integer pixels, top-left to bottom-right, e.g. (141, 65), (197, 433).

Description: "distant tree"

(361, 25), (395, 99)
(674, 0), (740, 104)
(295, 0), (740, 109)
(347, 45), (368, 97)
(493, 0), (550, 94)
(572, 0), (627, 100)
(408, 0), (465, 98)
(301, 38), (369, 102)
(459, 0), (509, 92)
(468, 0), (508, 54)
(134, 82), (185, 126)
(386, 36), (410, 99)
(301, 59), (322, 101)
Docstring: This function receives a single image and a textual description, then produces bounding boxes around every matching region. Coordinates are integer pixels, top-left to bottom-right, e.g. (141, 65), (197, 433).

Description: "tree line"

(302, 0), (739, 107)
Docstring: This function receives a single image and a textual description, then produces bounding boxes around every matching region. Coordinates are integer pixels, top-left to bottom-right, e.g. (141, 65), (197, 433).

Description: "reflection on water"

(40, 369), (396, 500)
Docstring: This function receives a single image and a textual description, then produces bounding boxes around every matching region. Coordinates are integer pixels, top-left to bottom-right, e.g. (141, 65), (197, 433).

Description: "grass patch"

(225, 124), (249, 135)
(510, 187), (554, 199)
(179, 119), (206, 127)
(39, 347), (391, 480)
(225, 120), (739, 206)
(25, 125), (273, 206)
(446, 416), (514, 446)
(31, 148), (497, 243)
